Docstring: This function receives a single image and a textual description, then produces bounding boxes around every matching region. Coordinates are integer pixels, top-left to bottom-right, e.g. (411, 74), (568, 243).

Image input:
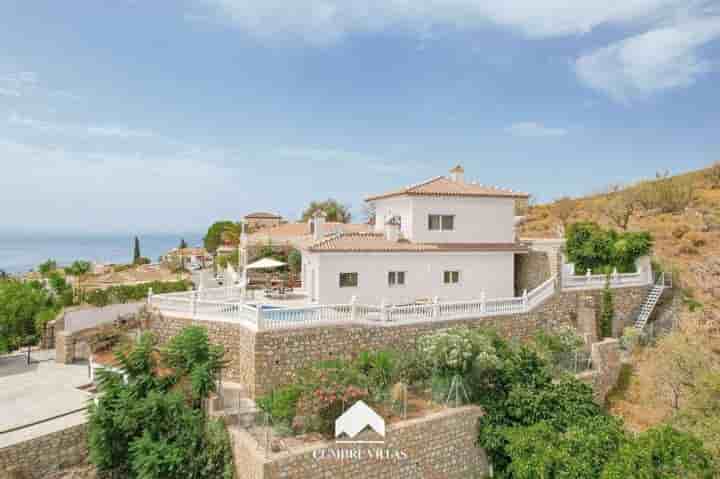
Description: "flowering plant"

(418, 328), (498, 376)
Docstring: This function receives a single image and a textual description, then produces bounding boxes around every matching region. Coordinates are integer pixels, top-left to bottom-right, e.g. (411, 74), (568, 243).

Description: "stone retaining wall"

(586, 338), (622, 404)
(252, 286), (647, 396)
(150, 315), (257, 396)
(149, 285), (647, 398)
(233, 406), (487, 479)
(0, 423), (87, 479)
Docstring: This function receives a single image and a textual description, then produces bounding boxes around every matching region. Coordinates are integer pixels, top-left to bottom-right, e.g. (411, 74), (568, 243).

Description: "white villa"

(301, 166), (530, 305)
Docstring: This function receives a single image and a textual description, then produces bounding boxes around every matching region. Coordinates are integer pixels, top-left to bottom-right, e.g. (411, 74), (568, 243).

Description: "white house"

(302, 166), (530, 305)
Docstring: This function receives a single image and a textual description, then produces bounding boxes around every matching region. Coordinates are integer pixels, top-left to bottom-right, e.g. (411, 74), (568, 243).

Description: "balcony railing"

(148, 275), (558, 331)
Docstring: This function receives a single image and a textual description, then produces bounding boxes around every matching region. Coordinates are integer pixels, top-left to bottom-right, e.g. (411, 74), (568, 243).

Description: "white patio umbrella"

(245, 257), (286, 270)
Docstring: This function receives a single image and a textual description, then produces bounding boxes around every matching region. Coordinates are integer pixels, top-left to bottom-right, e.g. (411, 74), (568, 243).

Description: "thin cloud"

(575, 16), (720, 102)
(8, 113), (156, 139)
(189, 0), (696, 42)
(506, 122), (568, 137)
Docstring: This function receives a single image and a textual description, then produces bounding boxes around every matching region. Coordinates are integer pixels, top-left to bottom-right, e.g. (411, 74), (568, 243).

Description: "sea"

(0, 232), (204, 274)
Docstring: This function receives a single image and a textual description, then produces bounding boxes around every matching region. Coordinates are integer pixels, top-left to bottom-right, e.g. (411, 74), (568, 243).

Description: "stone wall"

(515, 249), (551, 294)
(148, 284), (648, 398)
(0, 423), (87, 479)
(149, 314), (257, 396)
(233, 406), (487, 479)
(589, 338), (622, 404)
(253, 286), (648, 396)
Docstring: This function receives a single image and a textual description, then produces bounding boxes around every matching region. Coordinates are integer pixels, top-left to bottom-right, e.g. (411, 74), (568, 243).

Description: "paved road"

(192, 268), (221, 289)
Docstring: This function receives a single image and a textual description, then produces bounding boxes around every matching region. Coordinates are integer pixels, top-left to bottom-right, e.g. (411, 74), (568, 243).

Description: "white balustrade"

(150, 274), (563, 331)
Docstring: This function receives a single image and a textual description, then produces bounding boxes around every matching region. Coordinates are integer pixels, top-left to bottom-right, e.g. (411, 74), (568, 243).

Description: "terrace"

(149, 275), (558, 331)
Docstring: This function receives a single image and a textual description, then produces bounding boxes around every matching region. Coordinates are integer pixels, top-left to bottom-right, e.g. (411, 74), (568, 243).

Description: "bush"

(601, 425), (716, 478)
(636, 175), (694, 213)
(418, 327), (499, 377)
(705, 161), (720, 189)
(685, 232), (706, 247)
(678, 240), (700, 255)
(600, 279), (614, 338)
(672, 224), (690, 239)
(565, 222), (652, 273)
(88, 330), (233, 478)
(257, 385), (303, 426)
(85, 280), (191, 307)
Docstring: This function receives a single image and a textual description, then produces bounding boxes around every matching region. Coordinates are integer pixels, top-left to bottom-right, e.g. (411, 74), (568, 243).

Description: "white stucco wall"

(372, 195), (516, 243)
(305, 251), (515, 305)
(373, 196), (413, 238)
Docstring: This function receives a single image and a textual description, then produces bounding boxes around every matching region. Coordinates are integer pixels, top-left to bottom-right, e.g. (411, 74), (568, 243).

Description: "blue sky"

(1, 1), (719, 234)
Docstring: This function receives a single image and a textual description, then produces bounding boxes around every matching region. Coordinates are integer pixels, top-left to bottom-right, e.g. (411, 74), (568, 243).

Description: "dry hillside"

(521, 164), (720, 434)
(521, 164), (720, 316)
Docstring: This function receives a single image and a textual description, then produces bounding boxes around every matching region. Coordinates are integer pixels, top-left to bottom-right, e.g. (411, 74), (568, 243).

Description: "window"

(428, 214), (454, 231)
(339, 272), (358, 288)
(443, 271), (460, 284)
(388, 271), (406, 286)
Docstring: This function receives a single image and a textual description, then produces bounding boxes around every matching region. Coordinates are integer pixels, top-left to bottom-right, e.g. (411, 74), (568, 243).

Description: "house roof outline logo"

(335, 400), (386, 443)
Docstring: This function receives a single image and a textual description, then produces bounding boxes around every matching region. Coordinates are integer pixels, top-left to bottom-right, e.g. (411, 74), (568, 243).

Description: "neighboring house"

(302, 166), (530, 305)
(242, 220), (371, 262)
(244, 211), (284, 230)
(163, 247), (212, 267)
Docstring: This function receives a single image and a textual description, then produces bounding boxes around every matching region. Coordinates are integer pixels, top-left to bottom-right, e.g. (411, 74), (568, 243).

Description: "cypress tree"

(179, 238), (188, 249)
(133, 236), (141, 264)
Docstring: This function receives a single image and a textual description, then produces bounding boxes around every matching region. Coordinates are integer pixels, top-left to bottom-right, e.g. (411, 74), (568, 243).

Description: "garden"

(254, 325), (716, 478)
(254, 326), (590, 446)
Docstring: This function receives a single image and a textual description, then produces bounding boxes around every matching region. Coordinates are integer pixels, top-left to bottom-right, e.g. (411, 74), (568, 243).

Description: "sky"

(1, 0), (719, 234)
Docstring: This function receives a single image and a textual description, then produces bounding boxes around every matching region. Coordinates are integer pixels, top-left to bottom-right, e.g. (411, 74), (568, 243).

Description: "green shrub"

(565, 222), (652, 273)
(257, 385), (303, 426)
(601, 425), (716, 478)
(600, 278), (614, 338)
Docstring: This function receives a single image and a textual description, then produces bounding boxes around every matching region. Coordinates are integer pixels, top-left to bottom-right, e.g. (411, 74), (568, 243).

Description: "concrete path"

(0, 353), (92, 446)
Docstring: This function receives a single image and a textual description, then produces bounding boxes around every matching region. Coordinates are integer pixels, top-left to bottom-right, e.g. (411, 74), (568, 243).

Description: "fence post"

(480, 291), (486, 314)
(256, 307), (265, 330)
(380, 299), (388, 322)
(433, 296), (440, 320)
(192, 290), (198, 318)
(612, 267), (619, 285)
(147, 287), (153, 306)
(522, 289), (528, 310)
(350, 295), (358, 322)
(585, 269), (592, 285)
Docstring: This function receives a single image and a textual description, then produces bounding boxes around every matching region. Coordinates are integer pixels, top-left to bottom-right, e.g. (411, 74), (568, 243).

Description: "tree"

(601, 425), (716, 478)
(604, 189), (638, 230)
(204, 221), (238, 254)
(179, 238), (188, 249)
(0, 280), (51, 353)
(65, 260), (91, 277)
(706, 161), (720, 189)
(38, 259), (57, 276)
(300, 199), (351, 223)
(288, 249), (302, 274)
(87, 329), (233, 479)
(361, 202), (376, 225)
(551, 196), (575, 230)
(133, 236), (142, 264)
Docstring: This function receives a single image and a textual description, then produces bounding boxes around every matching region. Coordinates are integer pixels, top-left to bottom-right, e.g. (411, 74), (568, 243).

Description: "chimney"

(449, 164), (465, 184)
(384, 216), (401, 242)
(311, 210), (326, 241)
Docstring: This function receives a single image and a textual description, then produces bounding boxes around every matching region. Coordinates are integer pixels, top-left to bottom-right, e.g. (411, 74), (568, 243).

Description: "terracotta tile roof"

(365, 176), (529, 201)
(247, 222), (371, 243)
(306, 232), (529, 253)
(244, 211), (282, 219)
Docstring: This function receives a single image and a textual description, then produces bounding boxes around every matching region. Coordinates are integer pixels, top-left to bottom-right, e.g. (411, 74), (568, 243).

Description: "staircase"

(634, 272), (670, 330)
